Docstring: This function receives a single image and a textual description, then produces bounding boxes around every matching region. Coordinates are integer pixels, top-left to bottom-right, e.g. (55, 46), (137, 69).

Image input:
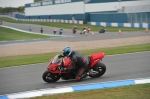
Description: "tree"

(18, 6), (25, 12)
(0, 7), (3, 13)
(3, 7), (10, 13)
(34, 0), (43, 2)
(0, 7), (24, 13)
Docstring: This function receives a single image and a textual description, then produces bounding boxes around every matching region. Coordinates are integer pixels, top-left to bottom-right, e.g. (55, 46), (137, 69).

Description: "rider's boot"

(80, 72), (89, 79)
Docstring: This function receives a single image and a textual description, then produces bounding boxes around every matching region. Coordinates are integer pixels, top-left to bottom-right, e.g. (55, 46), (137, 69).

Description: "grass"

(0, 43), (150, 68)
(0, 17), (145, 32)
(0, 27), (53, 41)
(29, 83), (150, 99)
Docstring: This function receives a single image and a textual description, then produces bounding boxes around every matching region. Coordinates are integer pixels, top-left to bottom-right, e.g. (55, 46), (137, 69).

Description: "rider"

(59, 28), (63, 35)
(82, 27), (86, 31)
(73, 25), (77, 30)
(86, 26), (91, 33)
(80, 27), (86, 34)
(100, 26), (106, 33)
(72, 25), (77, 33)
(60, 46), (89, 81)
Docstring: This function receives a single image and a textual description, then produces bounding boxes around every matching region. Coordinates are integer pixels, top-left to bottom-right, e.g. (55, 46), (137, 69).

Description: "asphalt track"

(0, 52), (150, 95)
(0, 22), (150, 95)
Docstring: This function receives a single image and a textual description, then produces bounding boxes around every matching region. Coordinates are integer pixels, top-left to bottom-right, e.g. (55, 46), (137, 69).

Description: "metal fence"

(128, 12), (150, 23)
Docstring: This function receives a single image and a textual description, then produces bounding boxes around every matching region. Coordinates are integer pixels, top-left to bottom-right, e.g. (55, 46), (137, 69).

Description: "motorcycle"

(80, 29), (87, 34)
(99, 28), (106, 33)
(42, 52), (106, 83)
(53, 30), (57, 34)
(73, 28), (77, 34)
(59, 29), (63, 35)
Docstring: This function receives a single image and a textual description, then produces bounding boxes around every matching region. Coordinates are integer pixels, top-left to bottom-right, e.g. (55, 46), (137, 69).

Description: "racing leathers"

(65, 51), (89, 81)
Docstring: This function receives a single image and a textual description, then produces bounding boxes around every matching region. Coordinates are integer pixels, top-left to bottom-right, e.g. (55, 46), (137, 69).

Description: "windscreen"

(51, 55), (61, 64)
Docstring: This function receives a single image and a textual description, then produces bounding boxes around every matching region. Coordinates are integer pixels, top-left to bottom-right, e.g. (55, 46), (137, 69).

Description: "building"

(15, 0), (150, 27)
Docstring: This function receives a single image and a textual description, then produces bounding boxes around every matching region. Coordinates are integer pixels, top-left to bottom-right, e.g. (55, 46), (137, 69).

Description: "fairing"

(89, 52), (105, 67)
(47, 55), (71, 73)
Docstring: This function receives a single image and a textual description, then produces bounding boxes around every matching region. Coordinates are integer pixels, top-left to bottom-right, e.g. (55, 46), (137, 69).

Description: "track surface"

(0, 52), (150, 95)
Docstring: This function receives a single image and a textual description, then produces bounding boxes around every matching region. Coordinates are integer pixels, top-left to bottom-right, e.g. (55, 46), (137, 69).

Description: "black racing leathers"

(66, 51), (89, 81)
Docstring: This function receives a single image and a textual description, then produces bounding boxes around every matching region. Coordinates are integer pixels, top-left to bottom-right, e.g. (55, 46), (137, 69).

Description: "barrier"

(88, 22), (150, 28)
(0, 15), (83, 24)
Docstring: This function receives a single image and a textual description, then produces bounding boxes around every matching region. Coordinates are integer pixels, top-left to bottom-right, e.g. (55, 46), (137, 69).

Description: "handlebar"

(58, 55), (65, 58)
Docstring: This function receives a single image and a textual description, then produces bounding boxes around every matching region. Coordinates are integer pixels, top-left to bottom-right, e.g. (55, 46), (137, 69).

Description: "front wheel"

(42, 71), (60, 83)
(89, 62), (106, 78)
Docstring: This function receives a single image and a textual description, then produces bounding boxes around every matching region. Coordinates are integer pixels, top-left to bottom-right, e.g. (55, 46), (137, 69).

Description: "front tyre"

(42, 71), (60, 83)
(89, 62), (106, 78)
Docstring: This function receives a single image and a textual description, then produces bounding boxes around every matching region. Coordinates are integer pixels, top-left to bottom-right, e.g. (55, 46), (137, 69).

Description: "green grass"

(0, 17), (145, 32)
(0, 43), (150, 68)
(29, 83), (150, 99)
(0, 27), (53, 41)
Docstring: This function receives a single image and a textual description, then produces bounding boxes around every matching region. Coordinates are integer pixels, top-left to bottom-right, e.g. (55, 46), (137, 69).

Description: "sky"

(0, 0), (33, 7)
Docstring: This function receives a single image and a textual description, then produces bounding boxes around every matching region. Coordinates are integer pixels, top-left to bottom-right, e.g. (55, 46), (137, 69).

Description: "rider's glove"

(58, 55), (64, 58)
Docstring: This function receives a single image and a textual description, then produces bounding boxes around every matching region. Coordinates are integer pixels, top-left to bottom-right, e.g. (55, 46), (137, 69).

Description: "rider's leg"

(75, 67), (86, 81)
(75, 56), (89, 81)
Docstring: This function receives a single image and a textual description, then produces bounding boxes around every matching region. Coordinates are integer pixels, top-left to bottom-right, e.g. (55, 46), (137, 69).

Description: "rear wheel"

(89, 62), (106, 78)
(42, 71), (60, 83)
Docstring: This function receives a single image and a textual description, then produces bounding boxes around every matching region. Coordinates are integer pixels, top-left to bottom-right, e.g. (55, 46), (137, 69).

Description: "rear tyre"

(89, 62), (106, 78)
(42, 71), (60, 83)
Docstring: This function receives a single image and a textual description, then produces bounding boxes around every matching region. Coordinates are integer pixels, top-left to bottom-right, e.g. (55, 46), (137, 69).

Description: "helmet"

(63, 46), (72, 57)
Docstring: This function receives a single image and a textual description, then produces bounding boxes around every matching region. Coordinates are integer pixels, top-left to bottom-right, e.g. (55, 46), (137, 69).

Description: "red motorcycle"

(53, 30), (57, 34)
(42, 52), (106, 83)
(73, 28), (77, 34)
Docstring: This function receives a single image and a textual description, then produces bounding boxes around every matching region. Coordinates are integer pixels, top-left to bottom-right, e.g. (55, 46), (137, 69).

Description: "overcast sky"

(0, 0), (33, 7)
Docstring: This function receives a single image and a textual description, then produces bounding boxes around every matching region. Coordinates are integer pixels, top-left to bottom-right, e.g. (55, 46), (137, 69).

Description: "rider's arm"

(66, 56), (76, 71)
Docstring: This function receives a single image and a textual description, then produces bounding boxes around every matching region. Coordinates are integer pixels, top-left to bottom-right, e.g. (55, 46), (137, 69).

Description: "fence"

(89, 12), (150, 23)
(0, 15), (83, 24)
(128, 12), (150, 23)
